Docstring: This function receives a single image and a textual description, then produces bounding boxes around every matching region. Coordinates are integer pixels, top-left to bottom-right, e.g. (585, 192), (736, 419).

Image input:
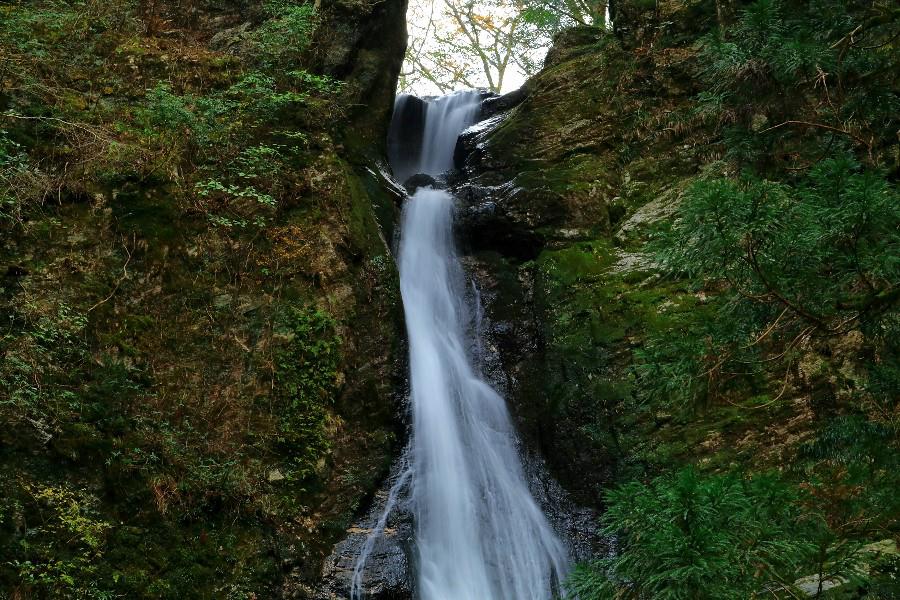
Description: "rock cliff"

(0, 1), (408, 596)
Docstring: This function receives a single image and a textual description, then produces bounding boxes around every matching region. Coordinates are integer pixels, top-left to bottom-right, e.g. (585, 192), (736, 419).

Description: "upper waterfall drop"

(353, 90), (570, 599)
(387, 92), (482, 184)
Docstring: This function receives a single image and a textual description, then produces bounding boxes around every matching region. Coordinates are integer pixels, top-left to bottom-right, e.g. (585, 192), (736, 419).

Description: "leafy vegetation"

(249, 1), (317, 68)
(696, 0), (898, 170)
(629, 0), (899, 419)
(568, 469), (816, 599)
(636, 158), (899, 410)
(0, 0), (340, 232)
(8, 484), (113, 599)
(0, 0), (400, 596)
(541, 0), (900, 597)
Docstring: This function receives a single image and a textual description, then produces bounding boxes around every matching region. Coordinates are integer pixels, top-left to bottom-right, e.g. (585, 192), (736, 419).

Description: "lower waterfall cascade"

(351, 92), (570, 599)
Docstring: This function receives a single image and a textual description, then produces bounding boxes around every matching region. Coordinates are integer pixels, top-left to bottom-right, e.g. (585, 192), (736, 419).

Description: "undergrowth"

(562, 0), (899, 596)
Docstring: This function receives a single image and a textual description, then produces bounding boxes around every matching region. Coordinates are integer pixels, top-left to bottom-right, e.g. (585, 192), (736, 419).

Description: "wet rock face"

(454, 182), (545, 261)
(388, 95), (428, 179)
(315, 484), (415, 600)
(446, 20), (706, 502)
(311, 0), (410, 156)
(450, 64), (614, 255)
(460, 244), (621, 502)
(464, 258), (611, 561)
(444, 29), (630, 499)
(402, 173), (440, 195)
(480, 87), (529, 120)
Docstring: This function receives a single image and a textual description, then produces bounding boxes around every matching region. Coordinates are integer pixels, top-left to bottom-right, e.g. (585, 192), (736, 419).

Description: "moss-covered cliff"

(0, 1), (407, 597)
(457, 1), (899, 595)
(2, 0), (897, 597)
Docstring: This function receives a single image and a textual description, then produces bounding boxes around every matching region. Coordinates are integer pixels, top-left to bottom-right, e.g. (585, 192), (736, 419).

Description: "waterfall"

(353, 91), (569, 600)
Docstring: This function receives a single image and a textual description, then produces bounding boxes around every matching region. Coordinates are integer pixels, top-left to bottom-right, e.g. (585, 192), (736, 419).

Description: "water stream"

(352, 91), (569, 600)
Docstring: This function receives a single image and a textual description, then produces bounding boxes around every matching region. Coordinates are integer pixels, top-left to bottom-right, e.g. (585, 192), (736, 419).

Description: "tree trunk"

(593, 1), (608, 27)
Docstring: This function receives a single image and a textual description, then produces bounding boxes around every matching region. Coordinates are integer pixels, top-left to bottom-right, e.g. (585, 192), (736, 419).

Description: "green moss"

(536, 240), (614, 286)
(1, 1), (405, 594)
(273, 306), (340, 486)
(345, 164), (391, 258)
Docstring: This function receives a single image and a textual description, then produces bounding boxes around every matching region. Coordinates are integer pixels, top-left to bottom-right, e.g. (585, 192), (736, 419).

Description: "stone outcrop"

(448, 24), (701, 499)
(0, 1), (411, 596)
(312, 0), (410, 156)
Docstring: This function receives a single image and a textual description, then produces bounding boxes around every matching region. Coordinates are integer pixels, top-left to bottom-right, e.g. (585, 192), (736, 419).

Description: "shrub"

(697, 0), (899, 168)
(247, 2), (317, 69)
(0, 129), (29, 221)
(0, 128), (48, 225)
(9, 483), (113, 599)
(637, 157), (899, 409)
(0, 303), (89, 438)
(568, 468), (816, 599)
(659, 159), (898, 324)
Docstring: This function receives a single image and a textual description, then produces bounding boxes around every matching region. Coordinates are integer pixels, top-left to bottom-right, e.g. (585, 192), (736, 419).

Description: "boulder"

(402, 173), (440, 195)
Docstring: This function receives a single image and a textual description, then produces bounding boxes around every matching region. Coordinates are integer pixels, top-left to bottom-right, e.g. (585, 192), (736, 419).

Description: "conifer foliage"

(575, 0), (899, 596)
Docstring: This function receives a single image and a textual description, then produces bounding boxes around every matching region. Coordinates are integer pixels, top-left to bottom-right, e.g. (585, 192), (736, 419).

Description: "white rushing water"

(353, 91), (569, 600)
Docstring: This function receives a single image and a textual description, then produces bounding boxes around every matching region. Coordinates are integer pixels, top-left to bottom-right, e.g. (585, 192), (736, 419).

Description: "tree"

(633, 0), (900, 412)
(635, 158), (899, 411)
(523, 0), (609, 30)
(400, 0), (556, 93)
